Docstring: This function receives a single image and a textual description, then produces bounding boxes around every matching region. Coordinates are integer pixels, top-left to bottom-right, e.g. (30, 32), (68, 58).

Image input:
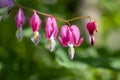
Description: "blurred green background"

(0, 0), (120, 80)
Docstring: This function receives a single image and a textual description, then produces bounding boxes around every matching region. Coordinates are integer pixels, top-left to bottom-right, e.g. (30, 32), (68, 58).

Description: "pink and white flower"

(45, 16), (58, 52)
(15, 8), (26, 41)
(58, 25), (83, 59)
(86, 21), (97, 46)
(30, 10), (42, 45)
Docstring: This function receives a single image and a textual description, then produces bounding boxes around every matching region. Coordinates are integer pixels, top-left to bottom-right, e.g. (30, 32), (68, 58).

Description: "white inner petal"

(31, 31), (41, 45)
(16, 28), (24, 41)
(47, 35), (56, 52)
(68, 44), (75, 59)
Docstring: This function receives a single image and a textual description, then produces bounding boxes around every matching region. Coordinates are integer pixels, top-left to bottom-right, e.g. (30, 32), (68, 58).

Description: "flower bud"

(15, 8), (26, 41)
(86, 21), (97, 46)
(45, 17), (58, 52)
(29, 10), (42, 45)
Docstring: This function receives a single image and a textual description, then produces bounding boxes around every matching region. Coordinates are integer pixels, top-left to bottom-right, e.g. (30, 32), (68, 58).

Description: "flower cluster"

(15, 8), (97, 59)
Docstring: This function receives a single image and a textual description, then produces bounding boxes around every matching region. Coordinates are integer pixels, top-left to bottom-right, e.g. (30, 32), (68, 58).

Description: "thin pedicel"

(13, 0), (96, 25)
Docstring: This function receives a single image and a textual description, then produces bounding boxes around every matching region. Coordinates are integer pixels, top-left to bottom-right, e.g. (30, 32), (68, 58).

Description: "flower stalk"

(13, 0), (96, 24)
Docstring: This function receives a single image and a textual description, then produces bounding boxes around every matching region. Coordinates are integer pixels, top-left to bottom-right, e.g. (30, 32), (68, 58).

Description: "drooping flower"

(45, 16), (58, 52)
(0, 0), (14, 8)
(15, 8), (26, 41)
(86, 21), (97, 46)
(30, 10), (42, 45)
(58, 25), (83, 59)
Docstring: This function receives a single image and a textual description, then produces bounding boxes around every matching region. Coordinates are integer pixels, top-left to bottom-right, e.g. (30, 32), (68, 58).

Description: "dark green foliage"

(0, 0), (120, 80)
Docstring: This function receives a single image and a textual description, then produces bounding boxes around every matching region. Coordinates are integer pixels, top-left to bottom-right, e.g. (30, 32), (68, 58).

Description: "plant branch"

(14, 1), (96, 24)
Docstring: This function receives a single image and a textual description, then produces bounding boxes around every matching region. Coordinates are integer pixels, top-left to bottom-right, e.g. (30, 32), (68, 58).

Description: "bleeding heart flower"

(86, 21), (97, 46)
(58, 25), (83, 59)
(30, 10), (42, 45)
(45, 16), (58, 52)
(15, 8), (26, 41)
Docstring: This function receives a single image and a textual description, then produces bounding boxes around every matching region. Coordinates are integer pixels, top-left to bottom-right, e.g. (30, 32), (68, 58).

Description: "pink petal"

(58, 37), (68, 47)
(58, 37), (63, 46)
(60, 25), (71, 45)
(58, 25), (71, 47)
(45, 17), (53, 39)
(75, 38), (84, 47)
(15, 8), (26, 28)
(45, 17), (58, 39)
(52, 17), (58, 39)
(30, 11), (42, 32)
(91, 22), (97, 32)
(70, 25), (80, 45)
(86, 22), (96, 35)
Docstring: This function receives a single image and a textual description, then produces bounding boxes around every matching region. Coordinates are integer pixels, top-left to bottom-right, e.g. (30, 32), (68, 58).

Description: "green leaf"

(0, 7), (9, 15)
(0, 16), (2, 22)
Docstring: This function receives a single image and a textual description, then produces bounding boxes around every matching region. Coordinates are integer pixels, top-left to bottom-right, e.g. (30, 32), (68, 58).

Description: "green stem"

(14, 0), (96, 24)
